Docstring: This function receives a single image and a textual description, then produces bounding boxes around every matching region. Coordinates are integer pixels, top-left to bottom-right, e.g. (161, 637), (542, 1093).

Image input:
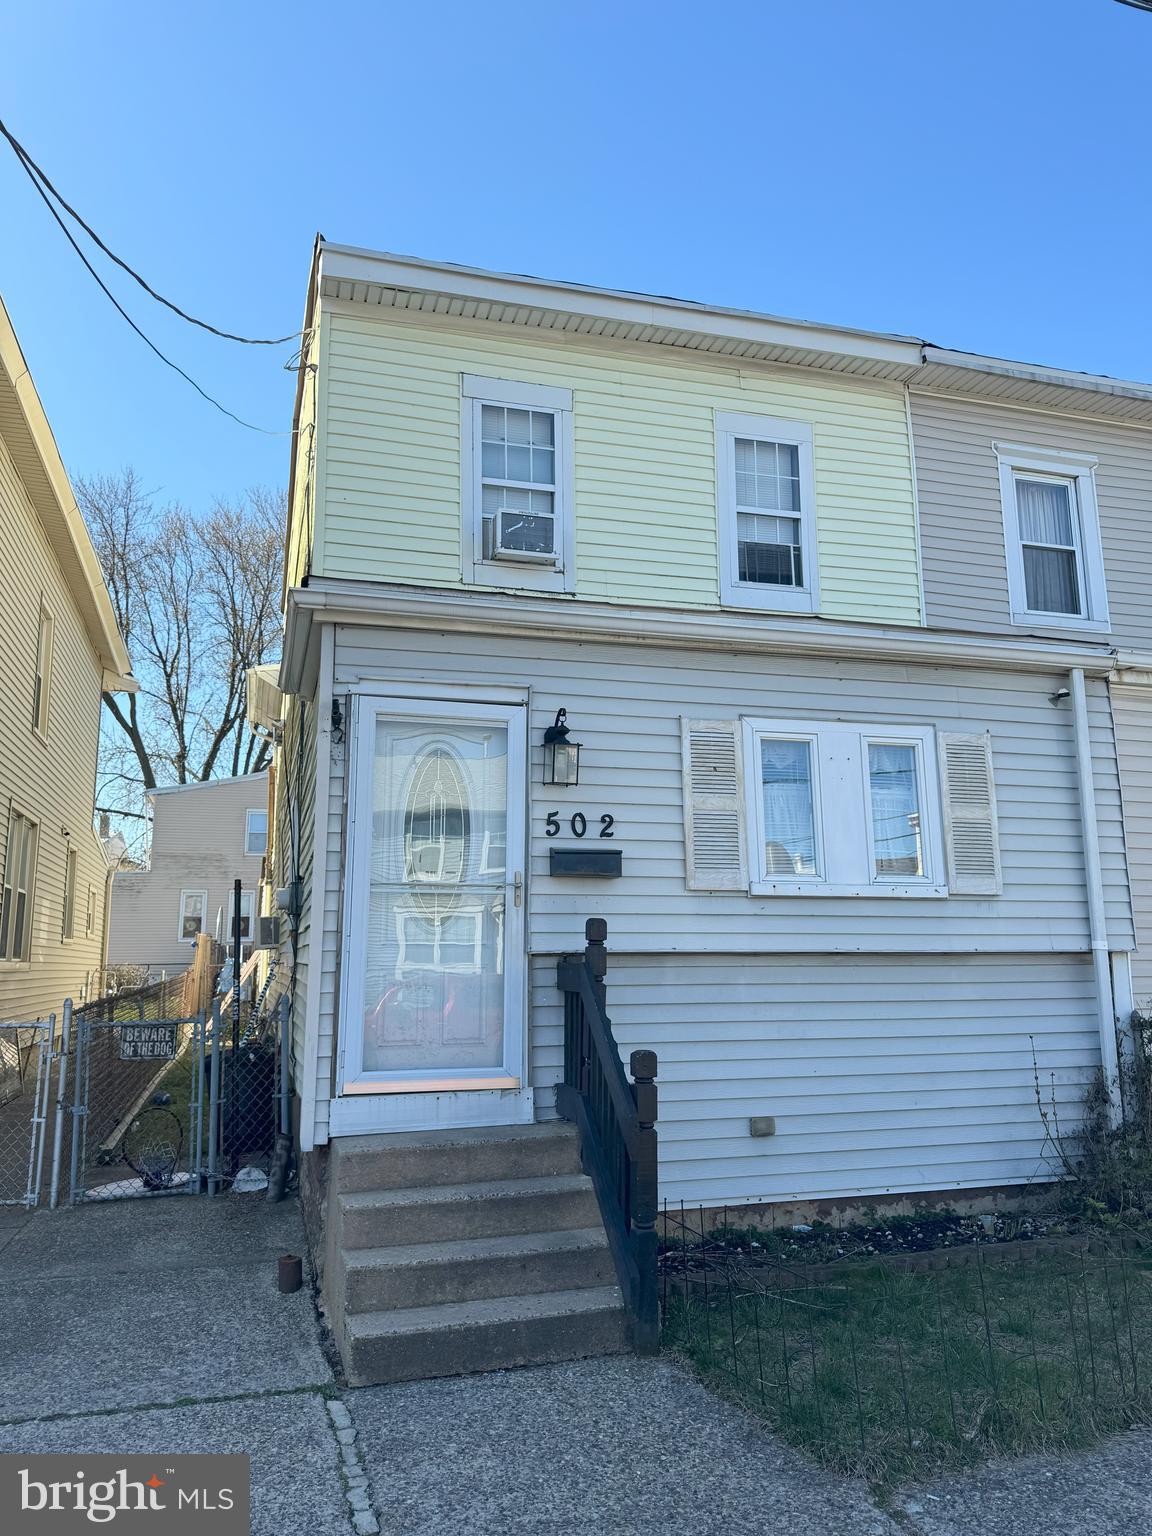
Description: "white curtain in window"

(760, 740), (816, 874)
(868, 744), (923, 876)
(1016, 478), (1081, 615)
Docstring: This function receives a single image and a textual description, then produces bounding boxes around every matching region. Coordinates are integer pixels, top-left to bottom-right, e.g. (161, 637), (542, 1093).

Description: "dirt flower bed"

(658, 1207), (1089, 1280)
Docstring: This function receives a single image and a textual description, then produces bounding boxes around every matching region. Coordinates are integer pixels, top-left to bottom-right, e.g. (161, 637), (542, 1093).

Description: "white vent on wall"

(940, 731), (1002, 896)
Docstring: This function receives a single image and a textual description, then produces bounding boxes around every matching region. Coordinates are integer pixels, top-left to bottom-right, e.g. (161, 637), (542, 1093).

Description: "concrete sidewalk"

(1, 1196), (1150, 1535)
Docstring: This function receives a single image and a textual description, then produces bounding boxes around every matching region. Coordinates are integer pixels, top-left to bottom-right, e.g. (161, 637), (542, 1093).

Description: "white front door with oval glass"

(334, 697), (530, 1133)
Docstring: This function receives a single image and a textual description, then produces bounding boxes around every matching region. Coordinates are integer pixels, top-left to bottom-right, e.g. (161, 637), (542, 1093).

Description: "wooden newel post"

(584, 917), (608, 1012)
(629, 1046), (660, 1355)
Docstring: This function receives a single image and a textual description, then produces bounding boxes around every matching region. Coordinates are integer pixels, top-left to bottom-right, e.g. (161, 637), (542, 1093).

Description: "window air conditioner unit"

(492, 507), (557, 565)
(255, 915), (281, 949)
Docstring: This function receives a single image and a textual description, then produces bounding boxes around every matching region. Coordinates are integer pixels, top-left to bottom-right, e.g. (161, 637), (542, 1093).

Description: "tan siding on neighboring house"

(315, 308), (921, 626)
(107, 774), (269, 974)
(1113, 686), (1152, 1001)
(911, 391), (1152, 650)
(0, 435), (108, 1019)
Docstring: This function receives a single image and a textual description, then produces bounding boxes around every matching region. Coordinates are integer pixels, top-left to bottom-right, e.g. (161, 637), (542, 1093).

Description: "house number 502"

(545, 811), (615, 839)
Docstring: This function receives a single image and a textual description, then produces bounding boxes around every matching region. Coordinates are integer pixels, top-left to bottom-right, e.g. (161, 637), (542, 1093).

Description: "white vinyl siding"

(328, 627), (1131, 958)
(316, 309), (921, 625)
(528, 952), (1101, 1207)
(717, 412), (818, 613)
(1112, 687), (1152, 1003)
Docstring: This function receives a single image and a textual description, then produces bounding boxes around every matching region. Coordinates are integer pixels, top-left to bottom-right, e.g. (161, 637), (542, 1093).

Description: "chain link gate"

(0, 1019), (56, 1206)
(64, 994), (290, 1203)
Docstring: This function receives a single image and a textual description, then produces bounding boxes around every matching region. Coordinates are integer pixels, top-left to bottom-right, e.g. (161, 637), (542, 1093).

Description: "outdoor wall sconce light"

(542, 708), (581, 787)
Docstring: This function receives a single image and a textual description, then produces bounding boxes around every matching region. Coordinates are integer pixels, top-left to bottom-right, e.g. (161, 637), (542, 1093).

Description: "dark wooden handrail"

(556, 918), (659, 1353)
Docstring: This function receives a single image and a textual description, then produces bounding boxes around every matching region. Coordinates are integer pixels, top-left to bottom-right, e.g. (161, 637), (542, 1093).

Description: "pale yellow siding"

(286, 322), (320, 589)
(0, 435), (108, 1020)
(315, 308), (921, 625)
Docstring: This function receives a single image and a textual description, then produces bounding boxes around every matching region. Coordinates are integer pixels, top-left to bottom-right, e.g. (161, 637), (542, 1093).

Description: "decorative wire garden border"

(659, 1200), (1152, 1479)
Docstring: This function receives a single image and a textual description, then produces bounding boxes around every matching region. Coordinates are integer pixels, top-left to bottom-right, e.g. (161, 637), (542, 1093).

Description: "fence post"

(48, 999), (73, 1209)
(207, 1001), (222, 1196)
(68, 1012), (87, 1204)
(24, 1021), (52, 1207)
(190, 1011), (206, 1195)
(630, 1047), (660, 1354)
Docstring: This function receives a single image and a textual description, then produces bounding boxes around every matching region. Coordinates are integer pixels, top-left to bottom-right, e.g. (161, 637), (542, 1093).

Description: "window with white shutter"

(716, 412), (818, 614)
(680, 719), (747, 890)
(939, 732), (1002, 896)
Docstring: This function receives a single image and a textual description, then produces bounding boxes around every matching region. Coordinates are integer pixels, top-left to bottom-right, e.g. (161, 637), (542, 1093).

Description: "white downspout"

(1069, 667), (1122, 1124)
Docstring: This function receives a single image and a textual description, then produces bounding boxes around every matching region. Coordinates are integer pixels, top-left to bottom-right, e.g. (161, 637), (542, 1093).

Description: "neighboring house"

(107, 773), (270, 977)
(0, 294), (134, 1022)
(256, 244), (1142, 1382)
(907, 386), (1152, 1001)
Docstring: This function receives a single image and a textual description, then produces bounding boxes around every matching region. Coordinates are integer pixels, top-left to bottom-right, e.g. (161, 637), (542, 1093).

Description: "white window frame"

(32, 604), (54, 738)
(0, 809), (38, 962)
(245, 808), (268, 857)
(717, 411), (819, 614)
(226, 888), (256, 944)
(996, 444), (1109, 631)
(741, 717), (946, 897)
(62, 845), (78, 942)
(177, 889), (208, 944)
(85, 883), (96, 939)
(395, 906), (485, 978)
(462, 374), (575, 594)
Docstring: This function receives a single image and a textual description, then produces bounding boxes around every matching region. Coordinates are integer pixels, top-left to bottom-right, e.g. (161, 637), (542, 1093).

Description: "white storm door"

(339, 698), (526, 1096)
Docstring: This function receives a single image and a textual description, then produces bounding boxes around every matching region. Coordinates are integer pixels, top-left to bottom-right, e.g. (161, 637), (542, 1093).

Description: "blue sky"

(1, 0), (1150, 508)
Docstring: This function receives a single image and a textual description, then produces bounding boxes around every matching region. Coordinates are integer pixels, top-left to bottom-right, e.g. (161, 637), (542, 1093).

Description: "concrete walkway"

(0, 1197), (1149, 1534)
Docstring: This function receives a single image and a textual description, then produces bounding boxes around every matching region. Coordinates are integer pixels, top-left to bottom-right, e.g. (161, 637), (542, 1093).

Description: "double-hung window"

(178, 889), (207, 943)
(32, 606), (53, 736)
(997, 445), (1109, 630)
(245, 809), (268, 857)
(742, 719), (945, 896)
(0, 811), (38, 960)
(62, 846), (78, 941)
(717, 412), (818, 613)
(463, 375), (574, 592)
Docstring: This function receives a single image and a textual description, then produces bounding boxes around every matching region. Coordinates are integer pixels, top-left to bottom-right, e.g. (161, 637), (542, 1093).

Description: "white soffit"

(316, 246), (1152, 423)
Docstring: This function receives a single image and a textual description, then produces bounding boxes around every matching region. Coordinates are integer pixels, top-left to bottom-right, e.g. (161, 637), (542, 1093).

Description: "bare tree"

(79, 469), (283, 807)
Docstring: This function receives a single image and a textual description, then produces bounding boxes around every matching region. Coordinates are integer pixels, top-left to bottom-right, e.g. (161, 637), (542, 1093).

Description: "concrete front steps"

(324, 1123), (629, 1385)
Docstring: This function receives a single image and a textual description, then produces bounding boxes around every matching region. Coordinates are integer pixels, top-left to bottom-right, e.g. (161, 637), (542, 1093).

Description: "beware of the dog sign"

(118, 1024), (179, 1061)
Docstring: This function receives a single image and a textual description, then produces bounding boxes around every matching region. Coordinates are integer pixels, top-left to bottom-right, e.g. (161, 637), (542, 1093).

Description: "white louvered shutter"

(940, 731), (1002, 896)
(680, 719), (747, 891)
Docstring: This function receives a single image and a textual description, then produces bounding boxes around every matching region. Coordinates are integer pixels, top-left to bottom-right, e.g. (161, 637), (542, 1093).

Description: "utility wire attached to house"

(0, 118), (295, 434)
(0, 118), (297, 347)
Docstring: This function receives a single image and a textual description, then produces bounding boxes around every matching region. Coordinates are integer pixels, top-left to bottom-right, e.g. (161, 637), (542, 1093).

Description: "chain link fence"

(0, 963), (291, 1208)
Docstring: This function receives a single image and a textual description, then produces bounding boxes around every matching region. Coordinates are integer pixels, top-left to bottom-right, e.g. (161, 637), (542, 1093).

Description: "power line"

(0, 117), (297, 346)
(5, 132), (289, 435)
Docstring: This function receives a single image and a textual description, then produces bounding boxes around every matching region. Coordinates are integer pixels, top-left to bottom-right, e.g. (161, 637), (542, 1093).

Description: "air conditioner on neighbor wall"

(254, 915), (280, 950)
(492, 507), (558, 564)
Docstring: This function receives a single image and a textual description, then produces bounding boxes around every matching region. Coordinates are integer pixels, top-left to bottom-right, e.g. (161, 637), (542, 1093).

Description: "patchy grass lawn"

(664, 1241), (1152, 1485)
